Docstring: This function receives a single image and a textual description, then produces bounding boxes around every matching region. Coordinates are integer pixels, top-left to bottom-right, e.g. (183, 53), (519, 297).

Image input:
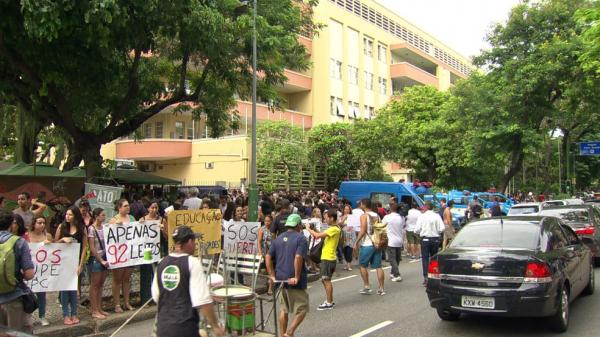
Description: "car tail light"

(523, 262), (552, 283)
(428, 260), (441, 279)
(575, 226), (595, 236)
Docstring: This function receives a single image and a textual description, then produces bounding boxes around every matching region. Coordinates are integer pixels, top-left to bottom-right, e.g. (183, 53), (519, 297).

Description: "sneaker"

(359, 288), (373, 295)
(377, 289), (386, 296)
(40, 318), (50, 326)
(392, 275), (403, 282)
(317, 302), (334, 311)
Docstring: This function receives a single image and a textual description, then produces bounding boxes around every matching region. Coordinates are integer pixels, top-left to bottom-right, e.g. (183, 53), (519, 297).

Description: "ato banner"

(84, 183), (123, 219)
(223, 221), (260, 255)
(168, 210), (222, 255)
(103, 220), (161, 269)
(25, 243), (79, 293)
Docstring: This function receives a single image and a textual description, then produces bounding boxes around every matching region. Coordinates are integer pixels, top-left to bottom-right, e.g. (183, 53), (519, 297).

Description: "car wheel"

(584, 264), (595, 295)
(436, 308), (460, 321)
(548, 286), (569, 333)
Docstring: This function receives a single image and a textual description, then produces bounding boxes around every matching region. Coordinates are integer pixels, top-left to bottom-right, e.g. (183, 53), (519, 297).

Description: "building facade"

(100, 0), (472, 186)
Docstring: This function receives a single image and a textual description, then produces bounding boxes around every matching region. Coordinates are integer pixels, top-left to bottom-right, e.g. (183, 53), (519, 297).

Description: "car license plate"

(461, 296), (495, 309)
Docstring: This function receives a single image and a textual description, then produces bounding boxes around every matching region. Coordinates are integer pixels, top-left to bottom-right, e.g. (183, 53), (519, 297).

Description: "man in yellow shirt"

(305, 209), (341, 311)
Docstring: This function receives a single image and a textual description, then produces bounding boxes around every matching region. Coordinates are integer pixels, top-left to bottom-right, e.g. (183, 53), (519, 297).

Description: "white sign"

(84, 183), (123, 219)
(103, 221), (161, 269)
(223, 221), (260, 255)
(347, 214), (362, 230)
(25, 243), (79, 292)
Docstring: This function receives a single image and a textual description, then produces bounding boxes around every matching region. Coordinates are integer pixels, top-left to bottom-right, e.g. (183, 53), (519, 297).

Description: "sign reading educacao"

(579, 141), (600, 156)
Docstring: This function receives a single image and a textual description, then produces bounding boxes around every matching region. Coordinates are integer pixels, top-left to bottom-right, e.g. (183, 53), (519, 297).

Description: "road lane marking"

(408, 259), (421, 263)
(332, 275), (358, 283)
(370, 266), (391, 272)
(348, 320), (394, 337)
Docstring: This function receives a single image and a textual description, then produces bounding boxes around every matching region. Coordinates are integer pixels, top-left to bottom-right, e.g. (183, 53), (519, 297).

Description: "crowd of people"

(0, 186), (462, 336)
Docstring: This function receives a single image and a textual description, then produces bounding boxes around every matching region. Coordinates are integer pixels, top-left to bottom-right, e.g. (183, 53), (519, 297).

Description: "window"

(330, 96), (344, 116)
(364, 105), (374, 119)
(347, 101), (360, 119)
(174, 121), (185, 139)
(364, 71), (373, 90)
(329, 58), (342, 79)
(378, 77), (387, 95)
(363, 37), (373, 57)
(378, 44), (387, 63)
(348, 66), (359, 85)
(143, 123), (152, 138)
(187, 122), (194, 140)
(155, 121), (164, 138)
(450, 222), (541, 250)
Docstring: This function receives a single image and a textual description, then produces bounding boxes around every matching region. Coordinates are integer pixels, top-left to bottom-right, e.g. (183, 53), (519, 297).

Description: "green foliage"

(307, 123), (355, 190)
(257, 120), (307, 192)
(577, 1), (600, 74)
(0, 0), (316, 177)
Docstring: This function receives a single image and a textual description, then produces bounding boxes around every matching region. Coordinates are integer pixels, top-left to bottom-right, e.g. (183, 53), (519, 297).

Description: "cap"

(285, 214), (302, 227)
(172, 225), (200, 243)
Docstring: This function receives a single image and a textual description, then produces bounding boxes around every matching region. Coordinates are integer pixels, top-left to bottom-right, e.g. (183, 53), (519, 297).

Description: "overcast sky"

(376, 0), (521, 59)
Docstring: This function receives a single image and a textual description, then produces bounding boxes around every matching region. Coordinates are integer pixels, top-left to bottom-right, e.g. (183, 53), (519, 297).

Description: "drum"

(211, 285), (256, 331)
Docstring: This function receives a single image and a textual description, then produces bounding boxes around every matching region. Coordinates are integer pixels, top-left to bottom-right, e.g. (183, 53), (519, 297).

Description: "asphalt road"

(110, 258), (600, 337)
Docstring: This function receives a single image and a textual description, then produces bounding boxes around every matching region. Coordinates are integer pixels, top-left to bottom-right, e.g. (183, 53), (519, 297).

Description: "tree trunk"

(561, 129), (570, 191)
(500, 134), (524, 193)
(81, 143), (103, 180)
(541, 136), (554, 193)
(14, 104), (43, 164)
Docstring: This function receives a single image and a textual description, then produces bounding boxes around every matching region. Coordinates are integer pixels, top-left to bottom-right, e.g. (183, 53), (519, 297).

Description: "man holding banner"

(152, 226), (224, 337)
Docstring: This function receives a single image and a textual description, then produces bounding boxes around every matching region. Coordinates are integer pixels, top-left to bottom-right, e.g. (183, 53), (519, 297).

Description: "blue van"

(338, 181), (425, 209)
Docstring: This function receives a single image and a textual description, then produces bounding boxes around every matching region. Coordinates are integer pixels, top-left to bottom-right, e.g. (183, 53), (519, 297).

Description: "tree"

(0, 0), (316, 177)
(577, 0), (600, 74)
(307, 123), (356, 190)
(257, 120), (307, 192)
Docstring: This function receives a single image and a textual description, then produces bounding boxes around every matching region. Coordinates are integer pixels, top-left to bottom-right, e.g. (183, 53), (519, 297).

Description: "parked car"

(539, 205), (600, 265)
(426, 216), (594, 332)
(475, 192), (514, 215)
(543, 198), (585, 207)
(507, 202), (543, 216)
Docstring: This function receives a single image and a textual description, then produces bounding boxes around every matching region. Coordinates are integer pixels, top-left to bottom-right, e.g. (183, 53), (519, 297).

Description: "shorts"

(88, 256), (107, 273)
(359, 245), (382, 269)
(280, 288), (309, 315)
(406, 231), (421, 245)
(444, 226), (456, 240)
(320, 260), (336, 280)
(342, 246), (353, 263)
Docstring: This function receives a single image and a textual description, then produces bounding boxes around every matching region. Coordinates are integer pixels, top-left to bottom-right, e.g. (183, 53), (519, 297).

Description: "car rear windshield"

(539, 209), (590, 228)
(509, 206), (539, 215)
(450, 222), (540, 249)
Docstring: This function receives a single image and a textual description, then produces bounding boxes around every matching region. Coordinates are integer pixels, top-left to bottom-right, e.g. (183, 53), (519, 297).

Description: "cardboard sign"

(25, 243), (79, 292)
(103, 221), (161, 269)
(84, 183), (123, 219)
(223, 221), (260, 255)
(167, 210), (222, 255)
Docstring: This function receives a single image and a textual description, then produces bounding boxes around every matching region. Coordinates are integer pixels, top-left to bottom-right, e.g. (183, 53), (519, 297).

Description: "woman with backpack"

(87, 208), (110, 320)
(54, 205), (88, 325)
(27, 215), (53, 326)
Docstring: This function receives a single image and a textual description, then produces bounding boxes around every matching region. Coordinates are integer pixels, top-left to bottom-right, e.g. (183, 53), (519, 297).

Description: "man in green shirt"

(305, 208), (341, 311)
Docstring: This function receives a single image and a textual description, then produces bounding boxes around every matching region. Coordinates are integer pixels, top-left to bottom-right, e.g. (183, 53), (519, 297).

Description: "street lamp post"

(247, 0), (259, 222)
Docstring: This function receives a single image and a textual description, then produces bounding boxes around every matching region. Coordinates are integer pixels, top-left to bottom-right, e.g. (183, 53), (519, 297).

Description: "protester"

(13, 192), (47, 229)
(139, 201), (163, 304)
(305, 209), (341, 310)
(489, 196), (503, 217)
(442, 200), (455, 249)
(467, 195), (482, 220)
(182, 187), (202, 210)
(416, 202), (445, 285)
(109, 199), (136, 312)
(339, 205), (355, 271)
(438, 198), (447, 219)
(54, 205), (88, 325)
(266, 214), (309, 337)
(79, 199), (91, 226)
(88, 208), (110, 320)
(383, 203), (405, 282)
(257, 214), (274, 295)
(405, 204), (422, 259)
(152, 226), (225, 337)
(355, 199), (385, 295)
(27, 215), (53, 326)
(10, 214), (29, 241)
(130, 194), (148, 219)
(0, 210), (35, 333)
(271, 199), (292, 236)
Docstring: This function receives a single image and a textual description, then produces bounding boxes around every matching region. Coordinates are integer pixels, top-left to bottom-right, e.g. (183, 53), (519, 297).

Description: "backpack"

(367, 214), (388, 251)
(0, 235), (20, 294)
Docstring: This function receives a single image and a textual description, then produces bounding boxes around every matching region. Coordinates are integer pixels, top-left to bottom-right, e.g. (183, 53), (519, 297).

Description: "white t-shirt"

(361, 211), (379, 247)
(382, 212), (405, 248)
(405, 209), (421, 233)
(152, 253), (212, 308)
(416, 210), (445, 238)
(183, 197), (202, 210)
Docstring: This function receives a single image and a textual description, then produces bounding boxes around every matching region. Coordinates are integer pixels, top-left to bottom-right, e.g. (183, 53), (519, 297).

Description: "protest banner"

(103, 220), (161, 269)
(168, 209), (222, 255)
(25, 243), (79, 292)
(347, 213), (362, 230)
(84, 183), (123, 219)
(223, 222), (260, 255)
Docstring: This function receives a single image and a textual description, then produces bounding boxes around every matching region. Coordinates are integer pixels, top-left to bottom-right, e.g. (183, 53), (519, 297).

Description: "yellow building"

(101, 0), (472, 186)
